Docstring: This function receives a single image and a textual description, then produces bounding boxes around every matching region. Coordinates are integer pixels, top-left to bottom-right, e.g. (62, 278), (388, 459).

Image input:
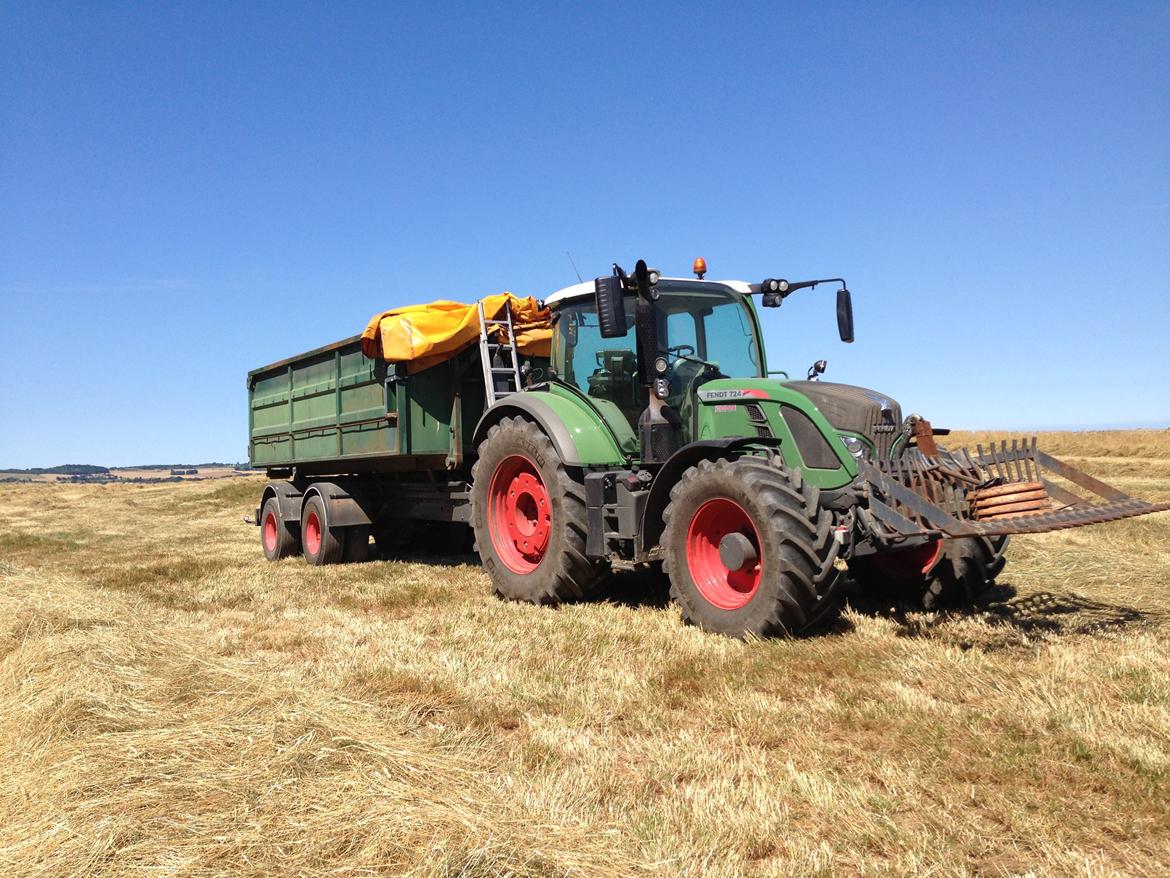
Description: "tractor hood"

(784, 380), (903, 459)
(692, 377), (904, 462)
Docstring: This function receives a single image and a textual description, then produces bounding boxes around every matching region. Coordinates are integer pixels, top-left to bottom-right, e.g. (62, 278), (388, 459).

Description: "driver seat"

(587, 349), (641, 425)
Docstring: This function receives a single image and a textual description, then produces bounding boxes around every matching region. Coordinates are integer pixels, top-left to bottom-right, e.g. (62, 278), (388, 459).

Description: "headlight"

(840, 435), (866, 459)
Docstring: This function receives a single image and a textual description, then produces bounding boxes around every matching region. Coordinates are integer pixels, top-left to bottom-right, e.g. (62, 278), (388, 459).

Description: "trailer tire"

(849, 535), (1009, 609)
(471, 416), (608, 604)
(260, 497), (300, 561)
(662, 456), (842, 638)
(301, 494), (344, 565)
(342, 525), (371, 564)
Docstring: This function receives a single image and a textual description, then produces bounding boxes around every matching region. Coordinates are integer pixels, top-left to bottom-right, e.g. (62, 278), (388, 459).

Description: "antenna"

(566, 251), (583, 284)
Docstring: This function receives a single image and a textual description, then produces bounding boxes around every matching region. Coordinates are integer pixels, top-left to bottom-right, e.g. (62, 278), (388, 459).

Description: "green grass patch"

(93, 557), (250, 611)
(208, 478), (264, 509)
(0, 531), (82, 556)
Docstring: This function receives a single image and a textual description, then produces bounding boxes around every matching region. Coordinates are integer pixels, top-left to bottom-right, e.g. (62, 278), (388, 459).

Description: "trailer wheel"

(301, 494), (344, 565)
(342, 525), (371, 564)
(662, 457), (842, 638)
(849, 535), (1009, 609)
(260, 497), (299, 561)
(471, 416), (608, 604)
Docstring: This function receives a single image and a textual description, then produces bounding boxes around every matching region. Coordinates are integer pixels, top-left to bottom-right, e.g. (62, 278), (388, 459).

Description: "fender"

(301, 481), (373, 528)
(472, 389), (631, 466)
(260, 480), (302, 528)
(639, 437), (782, 555)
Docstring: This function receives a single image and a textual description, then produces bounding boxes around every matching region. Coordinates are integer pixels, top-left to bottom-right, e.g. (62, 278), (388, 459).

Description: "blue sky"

(2, 2), (1168, 467)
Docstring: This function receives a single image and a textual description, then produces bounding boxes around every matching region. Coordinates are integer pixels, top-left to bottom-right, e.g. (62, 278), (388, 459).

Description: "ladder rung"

(480, 301), (518, 406)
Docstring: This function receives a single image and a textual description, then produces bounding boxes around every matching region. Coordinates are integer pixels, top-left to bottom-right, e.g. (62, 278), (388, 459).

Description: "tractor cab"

(547, 276), (767, 445)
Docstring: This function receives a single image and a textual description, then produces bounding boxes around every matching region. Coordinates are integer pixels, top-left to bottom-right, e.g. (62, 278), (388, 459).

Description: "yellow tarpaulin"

(360, 293), (552, 374)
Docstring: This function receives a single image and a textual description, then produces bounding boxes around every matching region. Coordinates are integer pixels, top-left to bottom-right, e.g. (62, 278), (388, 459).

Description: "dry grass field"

(2, 430), (1168, 877)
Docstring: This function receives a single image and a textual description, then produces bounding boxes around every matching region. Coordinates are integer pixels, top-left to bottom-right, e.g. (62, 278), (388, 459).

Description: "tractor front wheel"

(662, 457), (842, 638)
(471, 417), (608, 604)
(848, 535), (1009, 609)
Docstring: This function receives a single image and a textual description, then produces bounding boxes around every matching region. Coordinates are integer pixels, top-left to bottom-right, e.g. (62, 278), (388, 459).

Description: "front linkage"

(856, 429), (1170, 544)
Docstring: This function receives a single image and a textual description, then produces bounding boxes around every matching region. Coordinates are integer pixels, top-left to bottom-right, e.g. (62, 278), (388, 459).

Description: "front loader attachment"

(858, 438), (1170, 542)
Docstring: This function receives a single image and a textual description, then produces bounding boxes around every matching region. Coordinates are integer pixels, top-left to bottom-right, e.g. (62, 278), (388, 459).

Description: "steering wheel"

(666, 344), (696, 359)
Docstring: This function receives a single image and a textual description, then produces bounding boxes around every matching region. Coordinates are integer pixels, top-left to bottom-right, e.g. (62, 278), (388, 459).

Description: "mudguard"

(301, 481), (374, 528)
(260, 480), (303, 527)
(472, 389), (633, 467)
(639, 437), (783, 556)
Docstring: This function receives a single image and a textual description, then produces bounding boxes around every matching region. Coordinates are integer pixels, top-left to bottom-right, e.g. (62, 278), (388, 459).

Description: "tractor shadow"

(373, 546), (480, 567)
(364, 523), (481, 567)
(838, 578), (1155, 649)
(595, 565), (674, 610)
(585, 570), (1156, 647)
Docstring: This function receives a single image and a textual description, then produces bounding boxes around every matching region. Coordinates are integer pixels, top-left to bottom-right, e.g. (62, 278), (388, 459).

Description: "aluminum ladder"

(477, 300), (522, 406)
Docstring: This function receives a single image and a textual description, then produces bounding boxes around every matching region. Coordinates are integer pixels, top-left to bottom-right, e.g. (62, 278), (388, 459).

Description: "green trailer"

(248, 336), (489, 475)
(248, 260), (1168, 637)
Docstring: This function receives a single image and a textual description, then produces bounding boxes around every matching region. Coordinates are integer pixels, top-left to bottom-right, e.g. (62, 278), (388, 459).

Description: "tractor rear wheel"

(662, 456), (842, 638)
(471, 416), (608, 604)
(848, 535), (1009, 609)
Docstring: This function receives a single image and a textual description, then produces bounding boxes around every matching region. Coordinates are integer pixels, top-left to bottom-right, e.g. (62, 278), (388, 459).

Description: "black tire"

(342, 525), (371, 563)
(260, 496), (300, 561)
(471, 416), (608, 604)
(920, 535), (1009, 609)
(661, 456), (842, 638)
(849, 535), (1010, 609)
(301, 494), (344, 565)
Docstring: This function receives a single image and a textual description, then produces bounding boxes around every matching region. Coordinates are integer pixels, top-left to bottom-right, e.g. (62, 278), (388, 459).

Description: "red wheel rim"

(686, 498), (762, 610)
(487, 455), (552, 574)
(263, 511), (279, 553)
(870, 540), (941, 579)
(304, 510), (322, 557)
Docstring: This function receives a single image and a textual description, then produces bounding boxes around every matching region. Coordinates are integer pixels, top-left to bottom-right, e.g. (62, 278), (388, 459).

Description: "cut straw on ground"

(2, 429), (1168, 876)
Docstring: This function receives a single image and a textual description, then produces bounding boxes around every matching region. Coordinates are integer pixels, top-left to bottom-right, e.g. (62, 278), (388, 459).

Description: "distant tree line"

(1, 464), (109, 475)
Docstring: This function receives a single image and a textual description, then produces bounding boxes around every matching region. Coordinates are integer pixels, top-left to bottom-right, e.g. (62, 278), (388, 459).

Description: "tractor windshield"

(656, 284), (762, 378)
(551, 284), (762, 425)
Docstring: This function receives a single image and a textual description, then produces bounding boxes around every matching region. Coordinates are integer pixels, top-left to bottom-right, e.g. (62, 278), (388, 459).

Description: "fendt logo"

(696, 388), (769, 402)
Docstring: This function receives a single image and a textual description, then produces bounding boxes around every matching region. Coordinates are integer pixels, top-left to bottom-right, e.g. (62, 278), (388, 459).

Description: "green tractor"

(249, 259), (1168, 637)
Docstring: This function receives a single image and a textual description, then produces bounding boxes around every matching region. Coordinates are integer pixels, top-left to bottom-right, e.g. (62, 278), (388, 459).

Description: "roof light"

(693, 257), (707, 279)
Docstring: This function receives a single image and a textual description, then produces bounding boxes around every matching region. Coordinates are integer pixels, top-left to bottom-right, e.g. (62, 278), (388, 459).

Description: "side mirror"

(837, 288), (854, 343)
(595, 268), (628, 338)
